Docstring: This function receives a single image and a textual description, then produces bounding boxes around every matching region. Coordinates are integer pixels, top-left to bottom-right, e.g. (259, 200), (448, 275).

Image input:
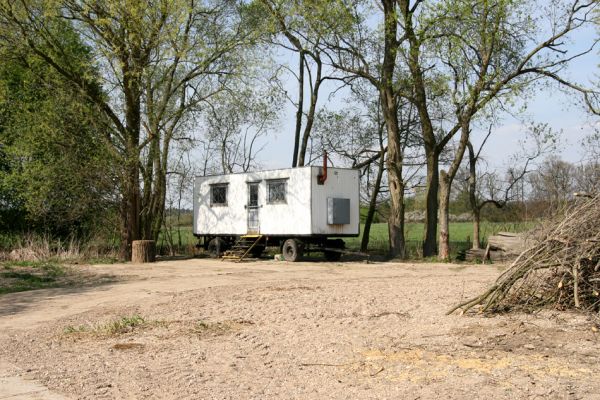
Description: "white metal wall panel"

(310, 167), (360, 235)
(194, 174), (245, 235)
(258, 167), (313, 235)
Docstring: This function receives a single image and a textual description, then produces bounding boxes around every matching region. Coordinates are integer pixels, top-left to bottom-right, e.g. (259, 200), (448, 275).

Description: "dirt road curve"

(1, 259), (599, 399)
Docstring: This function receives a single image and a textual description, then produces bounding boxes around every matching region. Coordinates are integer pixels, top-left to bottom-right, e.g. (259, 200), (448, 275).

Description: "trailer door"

(247, 182), (260, 234)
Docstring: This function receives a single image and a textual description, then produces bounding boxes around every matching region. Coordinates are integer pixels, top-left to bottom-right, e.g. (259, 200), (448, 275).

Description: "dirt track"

(1, 259), (599, 399)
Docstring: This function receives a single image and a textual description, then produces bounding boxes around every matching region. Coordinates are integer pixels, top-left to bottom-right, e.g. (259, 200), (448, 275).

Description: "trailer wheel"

(207, 238), (225, 258)
(282, 239), (302, 262)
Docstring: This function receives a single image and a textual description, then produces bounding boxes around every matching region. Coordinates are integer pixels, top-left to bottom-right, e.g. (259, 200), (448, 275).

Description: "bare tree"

(204, 83), (282, 174)
(465, 124), (557, 249)
(529, 156), (576, 208)
(315, 0), (414, 257)
(574, 162), (600, 194)
(396, 0), (598, 259)
(258, 0), (344, 167)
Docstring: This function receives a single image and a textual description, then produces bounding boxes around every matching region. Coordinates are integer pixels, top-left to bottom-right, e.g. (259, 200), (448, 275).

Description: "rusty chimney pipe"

(318, 151), (328, 185)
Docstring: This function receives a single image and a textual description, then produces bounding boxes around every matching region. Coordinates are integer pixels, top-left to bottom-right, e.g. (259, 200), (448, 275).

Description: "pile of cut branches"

(448, 194), (600, 315)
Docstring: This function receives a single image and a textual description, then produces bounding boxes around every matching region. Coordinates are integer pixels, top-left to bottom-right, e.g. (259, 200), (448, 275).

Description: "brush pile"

(449, 194), (600, 315)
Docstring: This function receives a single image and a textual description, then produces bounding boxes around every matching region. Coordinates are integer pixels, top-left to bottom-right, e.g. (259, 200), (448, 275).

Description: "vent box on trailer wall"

(327, 197), (350, 224)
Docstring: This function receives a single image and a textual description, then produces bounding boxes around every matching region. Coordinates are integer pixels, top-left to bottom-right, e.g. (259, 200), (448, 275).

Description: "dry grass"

(63, 315), (254, 340)
(0, 234), (119, 263)
(63, 315), (148, 336)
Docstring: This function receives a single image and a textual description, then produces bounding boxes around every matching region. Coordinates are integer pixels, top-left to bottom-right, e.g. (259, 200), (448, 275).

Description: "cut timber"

(464, 233), (530, 263)
(488, 232), (527, 255)
(132, 240), (156, 263)
(464, 247), (511, 263)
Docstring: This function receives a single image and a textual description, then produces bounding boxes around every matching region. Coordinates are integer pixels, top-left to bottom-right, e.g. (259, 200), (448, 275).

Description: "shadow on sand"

(0, 270), (125, 318)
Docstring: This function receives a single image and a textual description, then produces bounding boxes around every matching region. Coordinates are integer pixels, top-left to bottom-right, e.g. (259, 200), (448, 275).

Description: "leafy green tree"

(0, 33), (117, 237)
(0, 0), (260, 259)
(396, 0), (597, 259)
(316, 0), (411, 257)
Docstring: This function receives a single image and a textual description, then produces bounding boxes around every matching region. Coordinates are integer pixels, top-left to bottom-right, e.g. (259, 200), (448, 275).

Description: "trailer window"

(210, 184), (228, 206)
(267, 180), (287, 204)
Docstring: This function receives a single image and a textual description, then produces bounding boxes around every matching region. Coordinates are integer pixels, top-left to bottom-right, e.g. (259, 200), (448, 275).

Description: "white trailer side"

(193, 166), (359, 237)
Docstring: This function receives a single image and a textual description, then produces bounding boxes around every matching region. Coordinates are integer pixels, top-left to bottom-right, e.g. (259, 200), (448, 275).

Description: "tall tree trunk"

(438, 170), (451, 259)
(467, 142), (481, 250)
(399, 0), (437, 257)
(118, 196), (131, 261)
(120, 132), (141, 260)
(387, 157), (405, 258)
(297, 57), (322, 167)
(141, 125), (159, 240)
(361, 150), (385, 252)
(423, 153), (439, 257)
(381, 0), (405, 258)
(152, 150), (168, 241)
(438, 123), (470, 260)
(292, 51), (305, 167)
(382, 92), (405, 258)
(119, 62), (142, 261)
(472, 208), (481, 250)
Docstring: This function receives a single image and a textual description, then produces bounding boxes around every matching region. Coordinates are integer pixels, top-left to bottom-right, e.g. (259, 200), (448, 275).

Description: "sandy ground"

(0, 258), (599, 400)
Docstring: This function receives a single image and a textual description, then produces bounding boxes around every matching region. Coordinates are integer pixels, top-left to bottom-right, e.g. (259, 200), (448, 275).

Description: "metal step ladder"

(221, 235), (264, 262)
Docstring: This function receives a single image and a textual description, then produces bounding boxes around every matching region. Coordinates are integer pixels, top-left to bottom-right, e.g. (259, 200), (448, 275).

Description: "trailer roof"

(194, 165), (357, 179)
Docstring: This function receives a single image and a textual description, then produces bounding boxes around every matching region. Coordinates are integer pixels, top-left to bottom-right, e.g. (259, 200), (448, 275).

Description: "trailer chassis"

(196, 235), (352, 262)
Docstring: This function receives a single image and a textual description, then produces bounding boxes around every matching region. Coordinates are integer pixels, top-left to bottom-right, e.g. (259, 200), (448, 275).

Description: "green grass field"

(159, 221), (531, 258)
(342, 221), (531, 257)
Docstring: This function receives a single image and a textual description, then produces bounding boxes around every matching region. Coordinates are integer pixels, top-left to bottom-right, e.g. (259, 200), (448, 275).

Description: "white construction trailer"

(193, 162), (360, 261)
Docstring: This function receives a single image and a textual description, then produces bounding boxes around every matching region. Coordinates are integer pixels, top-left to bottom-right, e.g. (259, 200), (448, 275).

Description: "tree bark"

(398, 0), (438, 257)
(423, 154), (439, 257)
(472, 208), (481, 250)
(119, 61), (143, 260)
(297, 56), (322, 167)
(132, 240), (156, 263)
(467, 142), (481, 249)
(438, 170), (451, 259)
(292, 51), (305, 167)
(361, 149), (385, 252)
(381, 0), (405, 258)
(438, 123), (470, 260)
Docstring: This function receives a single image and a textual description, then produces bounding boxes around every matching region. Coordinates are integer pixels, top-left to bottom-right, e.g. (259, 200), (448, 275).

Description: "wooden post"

(483, 243), (491, 262)
(132, 240), (156, 263)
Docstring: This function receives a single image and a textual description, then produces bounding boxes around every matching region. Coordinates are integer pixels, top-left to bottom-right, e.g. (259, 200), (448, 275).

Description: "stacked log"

(465, 232), (528, 263)
(488, 232), (528, 255)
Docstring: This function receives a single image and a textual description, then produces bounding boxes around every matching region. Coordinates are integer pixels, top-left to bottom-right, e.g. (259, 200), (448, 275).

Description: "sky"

(251, 7), (599, 174)
(473, 21), (599, 170)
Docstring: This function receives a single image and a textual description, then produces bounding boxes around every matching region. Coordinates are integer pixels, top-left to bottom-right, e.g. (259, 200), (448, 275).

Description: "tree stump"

(132, 240), (156, 263)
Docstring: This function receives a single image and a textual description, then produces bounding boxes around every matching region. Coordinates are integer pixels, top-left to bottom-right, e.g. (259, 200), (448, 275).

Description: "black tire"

(282, 239), (302, 262)
(207, 237), (225, 258)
